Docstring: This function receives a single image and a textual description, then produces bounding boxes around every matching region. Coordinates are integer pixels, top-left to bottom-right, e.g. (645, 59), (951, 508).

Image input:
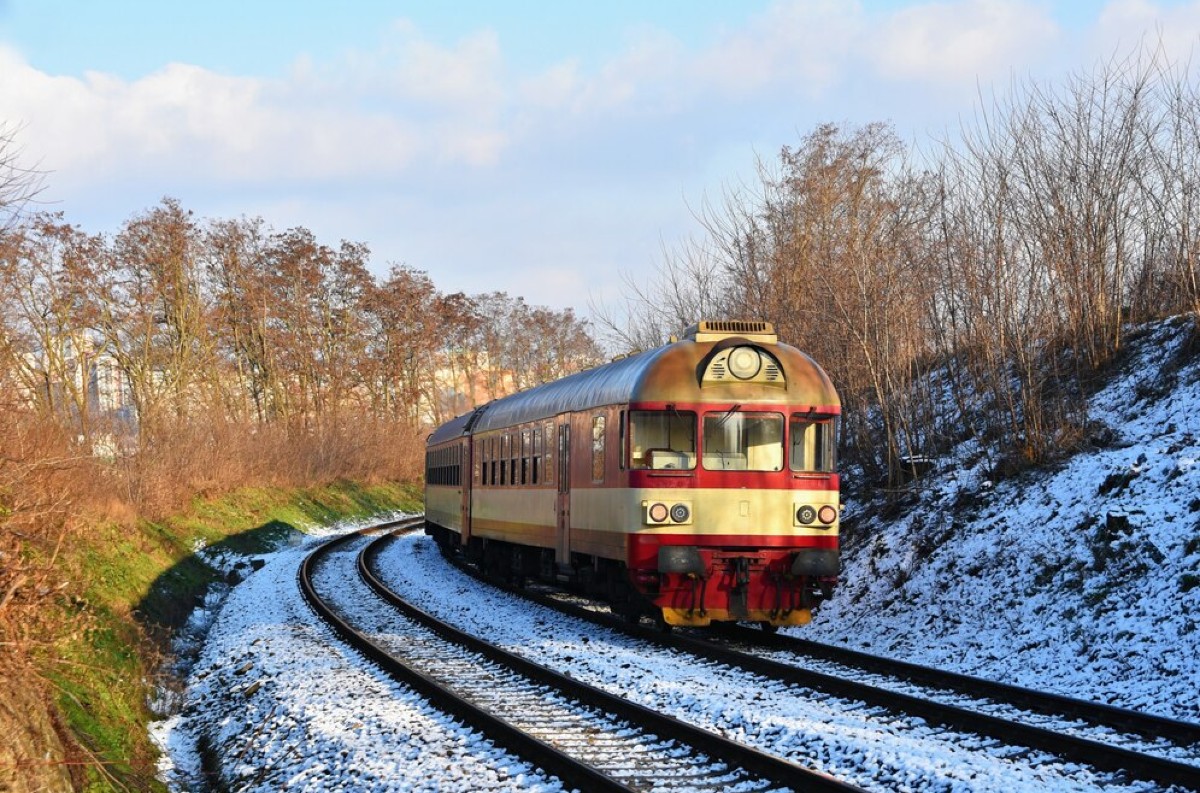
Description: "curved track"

(299, 521), (861, 793)
(713, 623), (1200, 745)
(434, 527), (1200, 792)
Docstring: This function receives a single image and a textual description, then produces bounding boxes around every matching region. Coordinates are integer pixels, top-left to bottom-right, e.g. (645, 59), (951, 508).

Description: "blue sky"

(0, 1), (1197, 314)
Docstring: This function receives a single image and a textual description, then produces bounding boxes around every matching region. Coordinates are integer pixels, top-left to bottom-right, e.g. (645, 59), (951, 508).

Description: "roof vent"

(683, 320), (778, 344)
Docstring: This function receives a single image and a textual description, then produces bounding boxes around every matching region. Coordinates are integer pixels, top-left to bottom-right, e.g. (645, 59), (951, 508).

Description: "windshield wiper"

(713, 404), (742, 430)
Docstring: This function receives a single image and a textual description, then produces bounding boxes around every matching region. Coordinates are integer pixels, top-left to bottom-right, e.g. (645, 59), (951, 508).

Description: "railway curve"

(299, 521), (859, 793)
(417, 521), (1200, 792)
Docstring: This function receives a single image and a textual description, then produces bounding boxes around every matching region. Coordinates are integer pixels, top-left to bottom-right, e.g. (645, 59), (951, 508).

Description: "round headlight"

(648, 502), (669, 523)
(727, 346), (762, 380)
(670, 503), (690, 523)
(796, 505), (817, 525)
(818, 505), (838, 525)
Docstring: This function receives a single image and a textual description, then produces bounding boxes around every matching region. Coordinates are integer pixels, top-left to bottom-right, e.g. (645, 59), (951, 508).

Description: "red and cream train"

(424, 320), (841, 628)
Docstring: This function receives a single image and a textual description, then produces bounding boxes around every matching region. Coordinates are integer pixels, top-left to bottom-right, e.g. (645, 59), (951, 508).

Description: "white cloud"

(507, 1), (1064, 117)
(317, 21), (507, 112)
(518, 59), (582, 109)
(0, 23), (513, 193)
(0, 4), (1078, 199)
(865, 0), (1060, 85)
(694, 0), (863, 97)
(1091, 0), (1200, 64)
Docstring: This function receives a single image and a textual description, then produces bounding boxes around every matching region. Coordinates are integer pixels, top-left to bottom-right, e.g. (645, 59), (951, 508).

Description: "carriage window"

(500, 435), (509, 486)
(543, 422), (555, 485)
(790, 415), (838, 473)
(703, 411), (783, 471)
(618, 410), (625, 470)
(510, 432), (519, 486)
(629, 410), (696, 470)
(532, 428), (542, 484)
(592, 416), (606, 482)
(521, 429), (531, 485)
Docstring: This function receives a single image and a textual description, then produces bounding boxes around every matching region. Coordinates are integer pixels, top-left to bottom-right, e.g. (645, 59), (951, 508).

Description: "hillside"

(800, 316), (1200, 722)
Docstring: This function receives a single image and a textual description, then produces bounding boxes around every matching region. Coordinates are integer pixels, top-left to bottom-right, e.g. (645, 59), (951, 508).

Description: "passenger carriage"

(424, 320), (840, 627)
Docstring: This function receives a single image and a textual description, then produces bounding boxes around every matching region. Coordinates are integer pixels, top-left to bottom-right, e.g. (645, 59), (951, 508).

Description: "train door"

(460, 438), (472, 545)
(556, 421), (571, 565)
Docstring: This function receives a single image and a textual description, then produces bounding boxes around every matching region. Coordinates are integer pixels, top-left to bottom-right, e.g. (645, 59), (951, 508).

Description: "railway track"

(425, 524), (1200, 791)
(298, 521), (860, 793)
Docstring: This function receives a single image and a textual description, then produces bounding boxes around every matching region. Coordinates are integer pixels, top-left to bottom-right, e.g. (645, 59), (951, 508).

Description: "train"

(424, 319), (841, 628)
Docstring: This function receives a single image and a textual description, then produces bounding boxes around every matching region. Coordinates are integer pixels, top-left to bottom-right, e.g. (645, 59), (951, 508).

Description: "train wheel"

(758, 621), (779, 634)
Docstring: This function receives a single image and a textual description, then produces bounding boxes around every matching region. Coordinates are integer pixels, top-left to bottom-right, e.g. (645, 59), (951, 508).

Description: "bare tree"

(205, 216), (281, 421)
(363, 265), (442, 425)
(0, 123), (43, 232)
(92, 198), (211, 440)
(0, 214), (106, 440)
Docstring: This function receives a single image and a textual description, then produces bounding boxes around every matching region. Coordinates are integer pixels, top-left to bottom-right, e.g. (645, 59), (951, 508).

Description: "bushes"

(0, 401), (422, 791)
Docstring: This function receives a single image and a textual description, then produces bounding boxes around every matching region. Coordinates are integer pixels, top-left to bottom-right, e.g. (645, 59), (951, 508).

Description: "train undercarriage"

(425, 523), (837, 630)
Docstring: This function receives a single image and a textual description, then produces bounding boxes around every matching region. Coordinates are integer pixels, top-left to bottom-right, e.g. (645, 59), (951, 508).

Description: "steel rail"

(361, 529), (862, 793)
(297, 521), (634, 793)
(720, 623), (1200, 746)
(433, 533), (1200, 792)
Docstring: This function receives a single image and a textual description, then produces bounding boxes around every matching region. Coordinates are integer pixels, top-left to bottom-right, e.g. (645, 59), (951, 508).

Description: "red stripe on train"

(628, 532), (837, 569)
(628, 470), (838, 490)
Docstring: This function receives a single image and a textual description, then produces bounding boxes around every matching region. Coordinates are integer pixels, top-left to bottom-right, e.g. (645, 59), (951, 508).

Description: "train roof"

(473, 345), (671, 434)
(426, 347), (666, 445)
(426, 405), (486, 445)
(428, 321), (840, 446)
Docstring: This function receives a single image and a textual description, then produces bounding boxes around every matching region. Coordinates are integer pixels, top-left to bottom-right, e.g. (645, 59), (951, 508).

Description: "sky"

(1, 1), (1199, 315)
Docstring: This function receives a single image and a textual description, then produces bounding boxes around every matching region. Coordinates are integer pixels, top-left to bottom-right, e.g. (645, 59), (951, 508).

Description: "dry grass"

(1, 401), (425, 628)
(100, 413), (425, 519)
(0, 401), (425, 790)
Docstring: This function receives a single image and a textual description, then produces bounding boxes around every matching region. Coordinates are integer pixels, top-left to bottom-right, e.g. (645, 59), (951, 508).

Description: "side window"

(521, 429), (531, 485)
(592, 415), (606, 482)
(510, 432), (519, 486)
(500, 435), (508, 486)
(543, 422), (555, 485)
(618, 410), (626, 470)
(532, 428), (542, 484)
(790, 415), (838, 473)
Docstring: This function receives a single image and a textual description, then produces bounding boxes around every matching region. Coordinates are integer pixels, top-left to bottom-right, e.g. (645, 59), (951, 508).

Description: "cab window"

(790, 415), (838, 472)
(629, 410), (696, 470)
(703, 411), (783, 471)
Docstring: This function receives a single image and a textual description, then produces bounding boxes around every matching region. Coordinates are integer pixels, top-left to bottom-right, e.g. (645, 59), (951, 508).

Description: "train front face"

(625, 323), (840, 627)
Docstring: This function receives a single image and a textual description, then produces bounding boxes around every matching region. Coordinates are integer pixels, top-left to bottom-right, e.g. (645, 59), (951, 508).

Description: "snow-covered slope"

(800, 316), (1200, 721)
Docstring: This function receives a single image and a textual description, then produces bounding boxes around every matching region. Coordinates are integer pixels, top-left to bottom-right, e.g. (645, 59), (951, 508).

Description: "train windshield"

(790, 414), (838, 472)
(629, 410), (696, 470)
(702, 410), (784, 471)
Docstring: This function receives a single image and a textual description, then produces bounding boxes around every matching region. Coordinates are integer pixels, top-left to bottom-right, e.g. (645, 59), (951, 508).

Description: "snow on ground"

(151, 316), (1200, 791)
(149, 516), (562, 793)
(372, 535), (1156, 792)
(800, 317), (1200, 722)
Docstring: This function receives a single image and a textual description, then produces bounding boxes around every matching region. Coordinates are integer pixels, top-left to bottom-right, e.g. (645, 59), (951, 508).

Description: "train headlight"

(796, 505), (817, 525)
(644, 501), (692, 525)
(818, 505), (838, 525)
(727, 346), (762, 380)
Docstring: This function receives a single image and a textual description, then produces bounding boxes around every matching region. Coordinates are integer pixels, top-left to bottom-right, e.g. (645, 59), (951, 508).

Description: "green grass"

(39, 479), (421, 791)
